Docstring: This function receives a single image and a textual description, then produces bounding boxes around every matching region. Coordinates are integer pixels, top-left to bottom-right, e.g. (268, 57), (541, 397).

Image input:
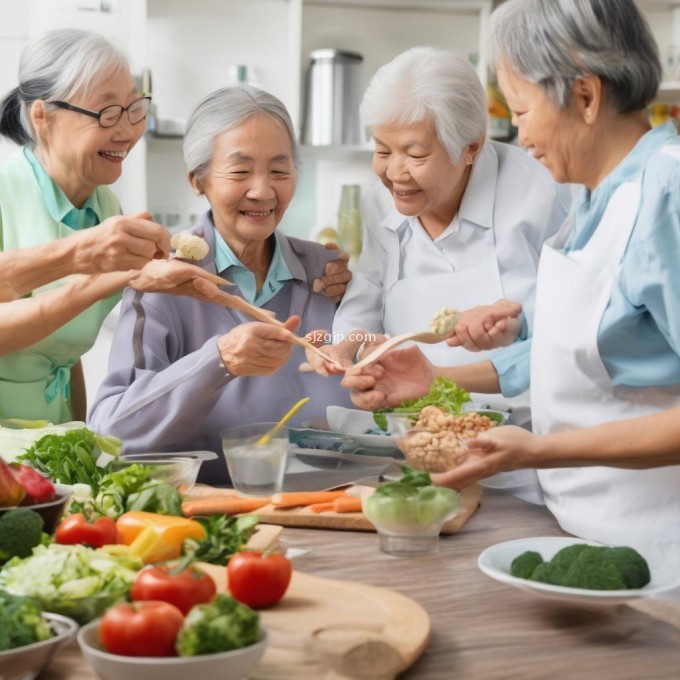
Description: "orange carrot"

(333, 496), (363, 513)
(308, 502), (336, 513)
(182, 495), (271, 517)
(270, 490), (347, 508)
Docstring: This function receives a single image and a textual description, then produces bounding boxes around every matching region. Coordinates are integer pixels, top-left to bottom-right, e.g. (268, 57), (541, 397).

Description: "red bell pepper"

(0, 458), (26, 507)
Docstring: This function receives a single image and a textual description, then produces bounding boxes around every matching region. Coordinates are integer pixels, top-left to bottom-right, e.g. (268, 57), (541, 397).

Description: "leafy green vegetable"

(0, 420), (91, 464)
(0, 543), (142, 623)
(17, 428), (121, 490)
(0, 589), (52, 650)
(372, 377), (471, 429)
(176, 593), (259, 656)
(0, 509), (49, 565)
(69, 463), (183, 519)
(181, 514), (260, 566)
(364, 465), (459, 532)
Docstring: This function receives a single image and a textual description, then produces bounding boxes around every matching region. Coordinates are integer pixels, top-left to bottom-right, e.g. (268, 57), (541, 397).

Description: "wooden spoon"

(352, 331), (449, 369)
(206, 288), (342, 368)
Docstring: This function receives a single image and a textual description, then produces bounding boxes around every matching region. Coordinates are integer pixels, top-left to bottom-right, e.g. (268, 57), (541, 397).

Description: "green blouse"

(0, 149), (122, 423)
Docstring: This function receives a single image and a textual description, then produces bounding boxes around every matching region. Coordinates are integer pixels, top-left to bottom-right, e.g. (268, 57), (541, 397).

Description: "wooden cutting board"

(201, 563), (431, 680)
(186, 483), (482, 535)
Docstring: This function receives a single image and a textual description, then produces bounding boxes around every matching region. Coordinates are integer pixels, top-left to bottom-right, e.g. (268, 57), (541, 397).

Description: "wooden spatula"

(353, 331), (449, 369)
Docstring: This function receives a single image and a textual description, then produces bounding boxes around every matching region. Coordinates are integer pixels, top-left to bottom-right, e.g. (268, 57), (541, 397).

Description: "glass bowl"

(392, 407), (501, 473)
(360, 486), (460, 556)
(109, 452), (216, 494)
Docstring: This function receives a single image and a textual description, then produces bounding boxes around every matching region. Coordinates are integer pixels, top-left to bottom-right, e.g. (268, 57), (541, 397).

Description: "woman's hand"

(129, 259), (226, 301)
(312, 243), (352, 303)
(446, 299), (523, 351)
(341, 346), (435, 410)
(72, 211), (171, 273)
(301, 330), (384, 376)
(431, 425), (539, 489)
(218, 316), (301, 377)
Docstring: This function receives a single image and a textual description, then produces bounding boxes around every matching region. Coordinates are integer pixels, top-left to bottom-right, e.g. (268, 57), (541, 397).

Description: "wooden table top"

(45, 490), (680, 680)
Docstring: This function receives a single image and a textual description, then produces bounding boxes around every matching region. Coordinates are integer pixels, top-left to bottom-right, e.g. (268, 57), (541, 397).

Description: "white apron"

(531, 159), (680, 563)
(383, 240), (539, 501)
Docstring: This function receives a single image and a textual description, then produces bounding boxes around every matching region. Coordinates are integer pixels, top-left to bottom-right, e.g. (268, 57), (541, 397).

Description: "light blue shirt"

(23, 147), (101, 230)
(213, 227), (294, 306)
(493, 122), (680, 396)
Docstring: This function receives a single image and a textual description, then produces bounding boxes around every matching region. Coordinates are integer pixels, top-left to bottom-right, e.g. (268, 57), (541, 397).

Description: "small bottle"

(337, 185), (362, 264)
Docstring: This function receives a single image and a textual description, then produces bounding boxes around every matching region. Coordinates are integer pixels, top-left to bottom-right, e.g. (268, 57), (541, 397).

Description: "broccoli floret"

(0, 589), (52, 650)
(510, 551), (544, 579)
(550, 544), (589, 571)
(0, 509), (46, 564)
(561, 546), (626, 590)
(530, 561), (567, 585)
(605, 547), (650, 589)
(175, 594), (259, 656)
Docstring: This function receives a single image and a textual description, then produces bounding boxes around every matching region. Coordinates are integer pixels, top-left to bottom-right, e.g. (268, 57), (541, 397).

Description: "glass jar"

(337, 184), (362, 264)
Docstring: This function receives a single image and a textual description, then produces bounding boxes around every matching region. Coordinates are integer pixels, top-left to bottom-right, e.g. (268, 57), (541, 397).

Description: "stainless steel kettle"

(302, 49), (364, 146)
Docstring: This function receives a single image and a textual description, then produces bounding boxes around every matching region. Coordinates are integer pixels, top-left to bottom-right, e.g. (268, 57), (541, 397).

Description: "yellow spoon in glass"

(256, 397), (310, 446)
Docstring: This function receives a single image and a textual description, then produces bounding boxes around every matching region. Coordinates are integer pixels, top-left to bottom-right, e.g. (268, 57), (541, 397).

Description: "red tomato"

(54, 513), (117, 548)
(99, 601), (184, 657)
(130, 564), (217, 615)
(227, 551), (292, 609)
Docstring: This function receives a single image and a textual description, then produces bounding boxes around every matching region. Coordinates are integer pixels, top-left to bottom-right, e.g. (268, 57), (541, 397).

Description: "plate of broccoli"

(477, 537), (680, 605)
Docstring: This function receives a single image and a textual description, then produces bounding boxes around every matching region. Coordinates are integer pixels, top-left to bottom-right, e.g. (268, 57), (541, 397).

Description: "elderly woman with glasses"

(0, 29), (348, 425)
(0, 28), (174, 423)
(345, 0), (680, 560)
(89, 86), (355, 483)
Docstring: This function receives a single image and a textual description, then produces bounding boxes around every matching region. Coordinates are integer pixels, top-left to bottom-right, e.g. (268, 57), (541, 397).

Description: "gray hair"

(489, 0), (661, 113)
(183, 85), (300, 181)
(360, 47), (487, 164)
(0, 28), (130, 146)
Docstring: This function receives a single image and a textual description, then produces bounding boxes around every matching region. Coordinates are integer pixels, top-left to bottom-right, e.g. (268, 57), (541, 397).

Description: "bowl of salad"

(0, 590), (78, 680)
(360, 467), (460, 556)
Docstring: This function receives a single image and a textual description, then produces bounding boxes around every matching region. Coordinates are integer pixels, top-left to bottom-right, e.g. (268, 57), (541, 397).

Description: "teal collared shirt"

(23, 147), (101, 230)
(214, 228), (294, 306)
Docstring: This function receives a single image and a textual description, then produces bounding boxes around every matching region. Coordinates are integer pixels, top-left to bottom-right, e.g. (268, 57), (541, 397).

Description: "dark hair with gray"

(489, 0), (661, 113)
(183, 85), (300, 180)
(0, 28), (130, 146)
(360, 47), (487, 164)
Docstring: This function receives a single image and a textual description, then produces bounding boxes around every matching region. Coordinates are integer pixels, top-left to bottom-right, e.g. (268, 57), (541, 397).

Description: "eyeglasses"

(49, 96), (152, 128)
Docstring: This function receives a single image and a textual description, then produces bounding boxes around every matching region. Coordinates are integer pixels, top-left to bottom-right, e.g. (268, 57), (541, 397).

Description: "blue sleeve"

(489, 337), (532, 397)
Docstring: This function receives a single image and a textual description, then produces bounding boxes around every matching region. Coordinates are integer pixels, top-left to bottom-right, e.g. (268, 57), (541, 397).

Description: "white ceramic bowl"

(78, 619), (268, 680)
(0, 612), (78, 680)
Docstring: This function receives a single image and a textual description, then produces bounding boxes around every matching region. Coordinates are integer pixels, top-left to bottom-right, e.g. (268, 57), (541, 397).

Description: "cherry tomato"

(130, 564), (217, 615)
(55, 513), (117, 548)
(227, 551), (292, 609)
(99, 601), (184, 657)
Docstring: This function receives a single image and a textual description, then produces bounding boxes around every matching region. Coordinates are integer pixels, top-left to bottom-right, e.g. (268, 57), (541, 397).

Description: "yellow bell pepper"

(116, 511), (206, 563)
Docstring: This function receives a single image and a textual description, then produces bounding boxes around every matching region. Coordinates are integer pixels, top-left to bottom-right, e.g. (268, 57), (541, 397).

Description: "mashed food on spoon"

(428, 307), (460, 336)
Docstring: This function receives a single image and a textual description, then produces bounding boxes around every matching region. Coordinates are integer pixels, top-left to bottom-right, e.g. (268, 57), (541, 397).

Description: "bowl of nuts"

(393, 405), (501, 473)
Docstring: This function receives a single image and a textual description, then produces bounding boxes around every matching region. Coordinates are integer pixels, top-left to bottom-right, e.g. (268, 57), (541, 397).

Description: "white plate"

(325, 406), (397, 450)
(477, 537), (680, 606)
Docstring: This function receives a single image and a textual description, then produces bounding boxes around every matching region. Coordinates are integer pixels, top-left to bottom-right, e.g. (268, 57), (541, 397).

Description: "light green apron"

(0, 151), (121, 423)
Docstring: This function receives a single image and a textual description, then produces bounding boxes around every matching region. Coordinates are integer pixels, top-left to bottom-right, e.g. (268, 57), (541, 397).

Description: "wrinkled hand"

(431, 425), (538, 489)
(447, 299), (523, 351)
(129, 259), (227, 301)
(73, 211), (171, 273)
(302, 332), (355, 376)
(341, 346), (435, 410)
(312, 243), (352, 303)
(218, 316), (301, 377)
